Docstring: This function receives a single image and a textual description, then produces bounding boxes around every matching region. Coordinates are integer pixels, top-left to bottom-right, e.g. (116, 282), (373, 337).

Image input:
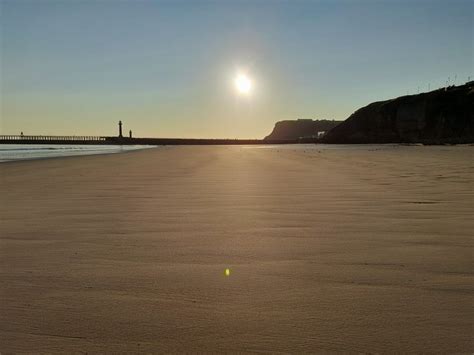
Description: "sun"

(235, 73), (252, 95)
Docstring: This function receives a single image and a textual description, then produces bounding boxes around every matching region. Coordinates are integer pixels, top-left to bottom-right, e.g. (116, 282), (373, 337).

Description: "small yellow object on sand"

(225, 268), (230, 276)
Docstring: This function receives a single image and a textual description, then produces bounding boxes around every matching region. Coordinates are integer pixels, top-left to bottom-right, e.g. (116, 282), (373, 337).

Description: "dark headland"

(264, 119), (342, 140)
(264, 81), (474, 144)
(322, 81), (474, 144)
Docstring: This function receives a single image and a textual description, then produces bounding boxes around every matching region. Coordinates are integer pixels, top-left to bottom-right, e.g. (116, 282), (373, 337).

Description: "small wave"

(0, 144), (156, 162)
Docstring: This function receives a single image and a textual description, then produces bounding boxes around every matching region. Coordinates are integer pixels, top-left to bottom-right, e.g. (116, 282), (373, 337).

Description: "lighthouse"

(118, 120), (123, 138)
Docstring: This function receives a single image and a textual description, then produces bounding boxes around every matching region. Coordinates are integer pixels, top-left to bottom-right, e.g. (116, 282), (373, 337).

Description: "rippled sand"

(1, 145), (472, 352)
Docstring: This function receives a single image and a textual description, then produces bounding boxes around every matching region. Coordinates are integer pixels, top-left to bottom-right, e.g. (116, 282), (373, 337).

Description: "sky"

(1, 0), (472, 138)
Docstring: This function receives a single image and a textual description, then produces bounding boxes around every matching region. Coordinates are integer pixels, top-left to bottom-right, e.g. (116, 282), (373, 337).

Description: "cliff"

(264, 119), (342, 140)
(322, 82), (474, 144)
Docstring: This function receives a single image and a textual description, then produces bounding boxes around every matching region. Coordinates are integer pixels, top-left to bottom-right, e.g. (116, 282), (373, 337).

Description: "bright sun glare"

(235, 73), (252, 95)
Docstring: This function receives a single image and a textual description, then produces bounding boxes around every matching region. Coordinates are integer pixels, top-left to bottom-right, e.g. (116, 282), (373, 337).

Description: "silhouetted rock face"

(265, 119), (342, 140)
(323, 82), (474, 144)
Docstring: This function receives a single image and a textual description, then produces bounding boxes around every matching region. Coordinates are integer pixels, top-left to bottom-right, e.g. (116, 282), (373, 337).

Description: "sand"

(0, 145), (473, 352)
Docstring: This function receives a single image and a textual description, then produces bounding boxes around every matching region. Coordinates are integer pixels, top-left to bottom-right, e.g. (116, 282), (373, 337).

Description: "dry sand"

(0, 145), (473, 352)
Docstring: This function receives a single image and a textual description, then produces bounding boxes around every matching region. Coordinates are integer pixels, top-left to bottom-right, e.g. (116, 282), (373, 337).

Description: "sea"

(0, 144), (156, 163)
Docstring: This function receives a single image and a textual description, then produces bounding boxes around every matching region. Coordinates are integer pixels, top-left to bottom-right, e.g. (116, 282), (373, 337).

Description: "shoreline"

(2, 143), (473, 164)
(0, 144), (159, 164)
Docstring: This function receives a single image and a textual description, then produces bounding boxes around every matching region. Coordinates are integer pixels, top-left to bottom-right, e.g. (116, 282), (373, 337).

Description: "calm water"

(0, 144), (156, 162)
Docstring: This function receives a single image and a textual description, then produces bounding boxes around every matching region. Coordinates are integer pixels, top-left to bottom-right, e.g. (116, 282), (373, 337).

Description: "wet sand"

(1, 145), (473, 352)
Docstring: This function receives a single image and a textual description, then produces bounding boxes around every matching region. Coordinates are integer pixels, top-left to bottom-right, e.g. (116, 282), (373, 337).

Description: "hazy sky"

(1, 0), (472, 138)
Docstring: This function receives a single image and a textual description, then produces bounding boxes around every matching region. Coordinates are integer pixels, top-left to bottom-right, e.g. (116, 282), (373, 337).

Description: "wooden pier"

(0, 135), (308, 145)
(0, 135), (107, 143)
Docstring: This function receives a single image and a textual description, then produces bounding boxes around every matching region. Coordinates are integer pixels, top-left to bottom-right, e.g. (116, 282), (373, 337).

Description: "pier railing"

(0, 135), (305, 145)
(0, 135), (106, 142)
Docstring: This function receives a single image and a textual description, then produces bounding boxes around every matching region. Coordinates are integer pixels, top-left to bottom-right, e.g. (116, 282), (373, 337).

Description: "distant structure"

(118, 120), (123, 138)
(129, 130), (132, 138)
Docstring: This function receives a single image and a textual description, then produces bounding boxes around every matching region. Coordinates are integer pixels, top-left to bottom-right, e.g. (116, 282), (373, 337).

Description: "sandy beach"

(0, 145), (472, 352)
